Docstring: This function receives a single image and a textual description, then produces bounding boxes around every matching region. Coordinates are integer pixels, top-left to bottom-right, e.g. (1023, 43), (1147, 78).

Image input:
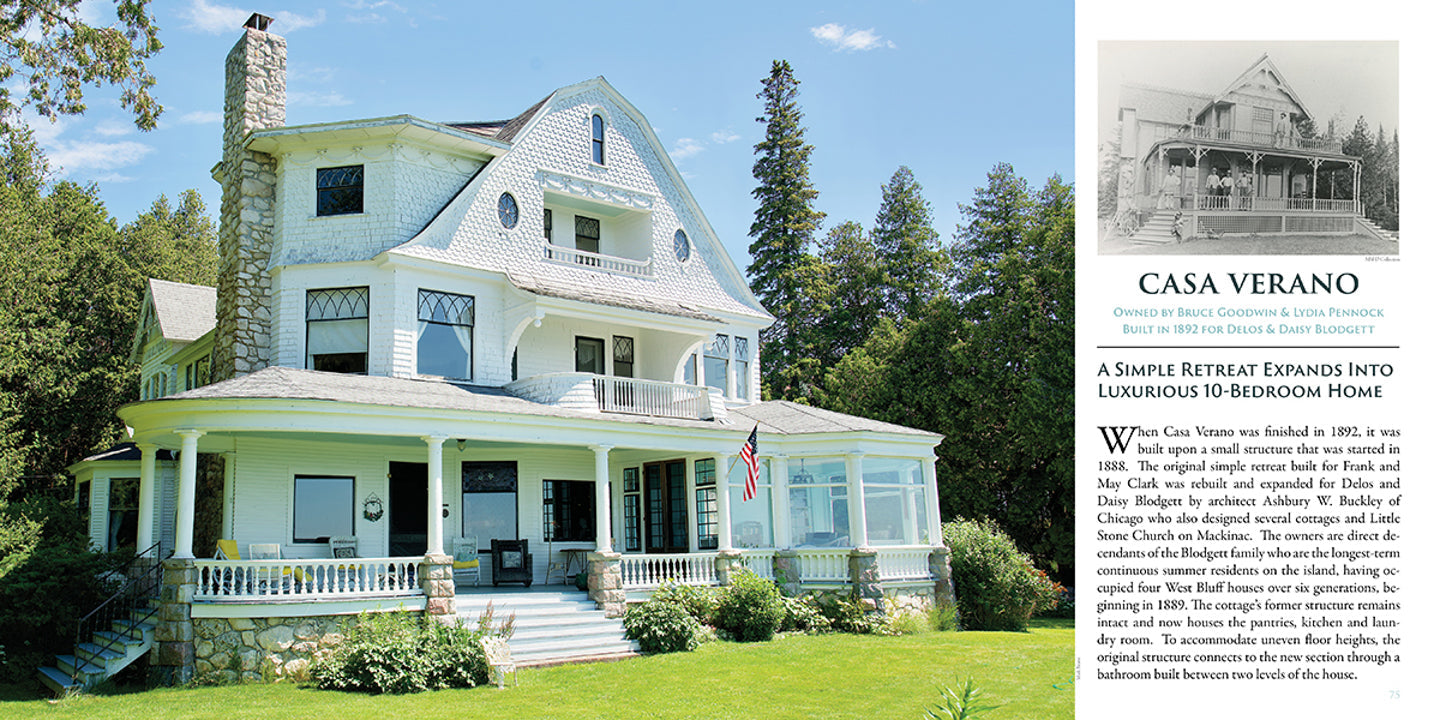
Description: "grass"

(1, 620), (1073, 720)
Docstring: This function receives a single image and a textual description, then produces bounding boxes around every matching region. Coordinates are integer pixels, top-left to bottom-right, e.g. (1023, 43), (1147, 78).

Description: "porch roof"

(730, 401), (940, 439)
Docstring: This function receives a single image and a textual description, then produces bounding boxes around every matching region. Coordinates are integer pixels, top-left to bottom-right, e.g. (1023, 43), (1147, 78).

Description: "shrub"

(928, 596), (960, 631)
(924, 678), (999, 719)
(778, 595), (830, 633)
(623, 598), (705, 653)
(1035, 581), (1073, 619)
(817, 595), (889, 635)
(310, 611), (501, 693)
(883, 608), (929, 636)
(650, 582), (720, 625)
(713, 568), (784, 642)
(0, 496), (124, 683)
(943, 518), (1060, 631)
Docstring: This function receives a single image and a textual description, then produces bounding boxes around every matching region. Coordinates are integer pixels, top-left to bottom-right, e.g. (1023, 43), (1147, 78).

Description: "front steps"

(1129, 213), (1180, 245)
(456, 587), (639, 667)
(1356, 217), (1398, 243)
(37, 600), (158, 695)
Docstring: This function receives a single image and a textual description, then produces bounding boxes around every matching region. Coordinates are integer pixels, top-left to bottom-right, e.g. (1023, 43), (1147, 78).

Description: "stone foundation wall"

(192, 613), (420, 684)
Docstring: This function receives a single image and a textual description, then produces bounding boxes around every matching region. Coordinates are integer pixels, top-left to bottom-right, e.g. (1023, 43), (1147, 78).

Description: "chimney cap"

(244, 13), (273, 32)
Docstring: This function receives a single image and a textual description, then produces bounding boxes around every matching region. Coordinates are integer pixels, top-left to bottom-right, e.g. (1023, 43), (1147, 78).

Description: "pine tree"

(814, 220), (882, 367)
(748, 60), (826, 401)
(870, 166), (945, 322)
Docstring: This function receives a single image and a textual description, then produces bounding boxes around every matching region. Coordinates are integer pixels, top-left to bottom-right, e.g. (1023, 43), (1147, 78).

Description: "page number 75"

(1388, 690), (1400, 700)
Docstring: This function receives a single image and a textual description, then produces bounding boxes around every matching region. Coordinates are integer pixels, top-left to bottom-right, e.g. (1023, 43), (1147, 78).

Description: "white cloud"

(810, 23), (895, 52)
(47, 140), (153, 175)
(670, 138), (705, 161)
(343, 0), (408, 23)
(709, 129), (741, 144)
(182, 0), (325, 34)
(92, 120), (134, 137)
(179, 110), (224, 125)
(290, 90), (353, 108)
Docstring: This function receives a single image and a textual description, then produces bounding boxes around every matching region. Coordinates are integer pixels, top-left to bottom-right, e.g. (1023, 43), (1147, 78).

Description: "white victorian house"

(48, 14), (947, 690)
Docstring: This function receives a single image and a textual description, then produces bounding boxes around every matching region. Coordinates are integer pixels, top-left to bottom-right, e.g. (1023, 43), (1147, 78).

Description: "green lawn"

(2, 621), (1073, 719)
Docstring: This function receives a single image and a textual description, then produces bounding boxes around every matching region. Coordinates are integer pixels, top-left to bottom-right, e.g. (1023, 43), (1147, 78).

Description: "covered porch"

(118, 368), (947, 614)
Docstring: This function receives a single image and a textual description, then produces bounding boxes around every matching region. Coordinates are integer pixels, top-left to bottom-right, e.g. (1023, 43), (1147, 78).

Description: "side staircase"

(1356, 217), (1398, 243)
(456, 587), (639, 667)
(37, 545), (165, 696)
(1129, 212), (1181, 245)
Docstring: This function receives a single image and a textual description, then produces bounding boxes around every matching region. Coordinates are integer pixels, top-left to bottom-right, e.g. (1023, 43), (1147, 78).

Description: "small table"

(557, 548), (591, 581)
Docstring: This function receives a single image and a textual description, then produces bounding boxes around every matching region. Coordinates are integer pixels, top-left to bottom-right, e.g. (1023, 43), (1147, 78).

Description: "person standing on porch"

(1206, 168), (1221, 204)
(1220, 170), (1234, 209)
(1161, 166), (1181, 210)
(1236, 170), (1252, 211)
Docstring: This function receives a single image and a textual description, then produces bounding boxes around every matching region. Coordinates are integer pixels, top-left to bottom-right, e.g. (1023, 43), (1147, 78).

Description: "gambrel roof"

(388, 77), (771, 324)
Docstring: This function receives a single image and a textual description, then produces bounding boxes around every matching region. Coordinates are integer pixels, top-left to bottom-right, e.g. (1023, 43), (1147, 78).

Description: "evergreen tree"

(870, 166), (946, 322)
(813, 220), (881, 368)
(748, 60), (826, 401)
(949, 162), (1034, 299)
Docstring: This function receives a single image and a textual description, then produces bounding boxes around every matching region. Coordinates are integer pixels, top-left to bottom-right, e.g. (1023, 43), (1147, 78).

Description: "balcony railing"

(195, 557), (424, 602)
(593, 375), (710, 420)
(1160, 123), (1343, 153)
(507, 372), (721, 421)
(542, 244), (653, 278)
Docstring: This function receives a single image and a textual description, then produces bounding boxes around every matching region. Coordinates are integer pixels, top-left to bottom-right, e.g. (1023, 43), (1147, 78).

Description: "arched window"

(591, 114), (605, 165)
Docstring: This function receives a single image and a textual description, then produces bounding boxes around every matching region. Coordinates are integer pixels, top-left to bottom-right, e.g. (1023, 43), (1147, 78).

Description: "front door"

(644, 460), (688, 553)
(389, 461), (428, 556)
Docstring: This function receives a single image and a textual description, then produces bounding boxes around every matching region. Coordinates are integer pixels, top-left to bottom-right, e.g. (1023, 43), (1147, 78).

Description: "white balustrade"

(542, 245), (653, 278)
(875, 546), (934, 581)
(195, 557), (424, 601)
(741, 550), (775, 581)
(795, 549), (851, 583)
(592, 376), (711, 420)
(619, 553), (718, 588)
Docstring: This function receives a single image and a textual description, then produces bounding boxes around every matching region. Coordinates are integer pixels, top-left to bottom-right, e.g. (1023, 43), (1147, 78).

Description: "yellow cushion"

(454, 559), (480, 569)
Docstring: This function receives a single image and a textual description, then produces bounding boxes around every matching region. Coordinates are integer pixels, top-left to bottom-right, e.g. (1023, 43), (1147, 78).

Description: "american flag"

(739, 424), (759, 502)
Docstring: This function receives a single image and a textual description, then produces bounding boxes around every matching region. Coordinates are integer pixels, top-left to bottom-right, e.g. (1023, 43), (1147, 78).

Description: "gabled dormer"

(131, 279), (217, 400)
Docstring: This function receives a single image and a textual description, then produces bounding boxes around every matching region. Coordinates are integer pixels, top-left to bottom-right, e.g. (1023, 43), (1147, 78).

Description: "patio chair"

(247, 543), (312, 590)
(453, 537), (480, 587)
(215, 539), (241, 560)
(329, 536), (361, 590)
(491, 538), (533, 587)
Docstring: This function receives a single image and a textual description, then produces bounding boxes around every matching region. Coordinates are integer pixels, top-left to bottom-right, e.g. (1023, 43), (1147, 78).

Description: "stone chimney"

(214, 13), (285, 380)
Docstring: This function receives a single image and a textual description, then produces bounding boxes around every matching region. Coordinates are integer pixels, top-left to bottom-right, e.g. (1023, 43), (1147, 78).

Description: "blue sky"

(39, 0), (1074, 269)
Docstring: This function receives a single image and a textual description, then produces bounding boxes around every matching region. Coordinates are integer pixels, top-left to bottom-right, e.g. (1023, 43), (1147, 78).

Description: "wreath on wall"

(363, 493), (384, 522)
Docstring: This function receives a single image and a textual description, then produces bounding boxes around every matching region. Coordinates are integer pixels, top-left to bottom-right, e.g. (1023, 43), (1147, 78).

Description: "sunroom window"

(862, 457), (930, 545)
(306, 287), (369, 374)
(788, 458), (849, 547)
(417, 289), (475, 380)
(729, 458), (772, 548)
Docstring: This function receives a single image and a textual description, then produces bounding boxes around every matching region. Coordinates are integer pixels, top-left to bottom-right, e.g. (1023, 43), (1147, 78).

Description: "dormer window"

(317, 165), (363, 216)
(306, 287), (369, 373)
(591, 114), (605, 165)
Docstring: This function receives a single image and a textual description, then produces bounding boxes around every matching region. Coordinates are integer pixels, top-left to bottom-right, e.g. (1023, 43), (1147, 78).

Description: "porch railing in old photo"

(194, 556), (425, 601)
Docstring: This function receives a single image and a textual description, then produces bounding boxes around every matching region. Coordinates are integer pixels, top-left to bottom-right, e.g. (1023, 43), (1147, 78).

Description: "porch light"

(457, 439), (467, 452)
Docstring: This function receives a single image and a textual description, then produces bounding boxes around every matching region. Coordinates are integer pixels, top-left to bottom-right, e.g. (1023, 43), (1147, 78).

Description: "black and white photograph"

(1097, 41), (1398, 255)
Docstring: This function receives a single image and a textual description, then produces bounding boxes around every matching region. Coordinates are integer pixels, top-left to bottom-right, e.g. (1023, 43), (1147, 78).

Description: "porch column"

(845, 451), (869, 548)
(715, 452), (734, 551)
(174, 429), (204, 559)
(591, 444), (613, 553)
(136, 443), (157, 556)
(424, 435), (447, 557)
(922, 456), (943, 545)
(220, 451), (237, 540)
(770, 454), (789, 548)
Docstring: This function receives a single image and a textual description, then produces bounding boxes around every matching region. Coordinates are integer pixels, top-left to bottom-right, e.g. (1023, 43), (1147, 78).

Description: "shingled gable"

(129, 278), (217, 360)
(1211, 54), (1315, 122)
(386, 77), (771, 323)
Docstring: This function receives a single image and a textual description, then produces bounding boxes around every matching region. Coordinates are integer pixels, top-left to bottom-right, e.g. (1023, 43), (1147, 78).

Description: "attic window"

(591, 114), (605, 165)
(317, 165), (364, 216)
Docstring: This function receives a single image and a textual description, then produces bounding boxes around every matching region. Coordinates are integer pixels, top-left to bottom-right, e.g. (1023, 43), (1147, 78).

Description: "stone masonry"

(193, 614), (358, 684)
(214, 26), (285, 381)
(420, 553), (457, 620)
(849, 548), (883, 613)
(151, 559), (197, 685)
(587, 551), (624, 617)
